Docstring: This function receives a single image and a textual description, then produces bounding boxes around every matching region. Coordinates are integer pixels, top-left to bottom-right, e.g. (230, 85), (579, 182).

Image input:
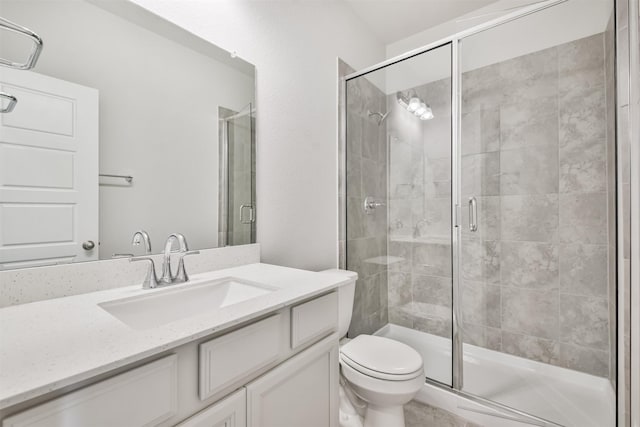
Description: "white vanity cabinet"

(1, 290), (339, 427)
(2, 356), (179, 427)
(246, 335), (338, 427)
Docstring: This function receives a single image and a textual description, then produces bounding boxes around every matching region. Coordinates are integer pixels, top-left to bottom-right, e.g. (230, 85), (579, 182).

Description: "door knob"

(82, 240), (96, 250)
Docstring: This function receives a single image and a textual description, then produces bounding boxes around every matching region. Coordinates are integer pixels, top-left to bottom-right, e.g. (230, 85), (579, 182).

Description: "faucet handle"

(173, 250), (200, 283)
(130, 256), (160, 289)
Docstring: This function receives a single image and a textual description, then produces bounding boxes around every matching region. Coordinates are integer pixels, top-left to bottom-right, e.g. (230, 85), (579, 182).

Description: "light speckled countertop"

(0, 263), (352, 410)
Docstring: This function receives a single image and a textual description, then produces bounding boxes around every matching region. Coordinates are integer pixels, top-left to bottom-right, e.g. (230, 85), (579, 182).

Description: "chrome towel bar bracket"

(0, 92), (17, 113)
(0, 17), (44, 70)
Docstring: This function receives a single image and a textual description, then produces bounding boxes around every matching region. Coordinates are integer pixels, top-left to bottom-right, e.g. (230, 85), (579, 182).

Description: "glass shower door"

(344, 43), (455, 386)
(458, 2), (617, 426)
(220, 103), (255, 246)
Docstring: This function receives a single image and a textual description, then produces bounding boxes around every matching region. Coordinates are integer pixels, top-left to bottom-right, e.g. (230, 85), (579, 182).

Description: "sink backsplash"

(0, 244), (260, 308)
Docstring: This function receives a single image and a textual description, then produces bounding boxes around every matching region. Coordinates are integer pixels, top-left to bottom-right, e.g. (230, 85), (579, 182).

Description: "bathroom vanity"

(0, 263), (350, 427)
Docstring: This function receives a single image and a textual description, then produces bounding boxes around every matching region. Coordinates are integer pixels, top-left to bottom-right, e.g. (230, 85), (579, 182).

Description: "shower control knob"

(82, 240), (96, 250)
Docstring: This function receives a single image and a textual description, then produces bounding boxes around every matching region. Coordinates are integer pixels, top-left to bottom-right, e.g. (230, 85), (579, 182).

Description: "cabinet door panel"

(246, 335), (338, 427)
(178, 389), (246, 427)
(2, 355), (178, 427)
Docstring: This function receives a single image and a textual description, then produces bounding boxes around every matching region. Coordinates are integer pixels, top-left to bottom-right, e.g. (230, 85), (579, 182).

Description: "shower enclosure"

(341, 1), (618, 426)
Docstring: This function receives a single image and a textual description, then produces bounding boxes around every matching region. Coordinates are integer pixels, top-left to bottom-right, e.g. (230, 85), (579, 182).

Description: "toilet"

(322, 270), (424, 427)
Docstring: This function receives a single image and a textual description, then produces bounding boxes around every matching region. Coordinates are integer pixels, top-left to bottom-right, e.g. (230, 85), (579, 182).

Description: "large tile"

(461, 107), (500, 155)
(412, 241), (452, 277)
(560, 294), (609, 350)
(389, 306), (413, 328)
(413, 274), (452, 308)
(362, 157), (386, 199)
(346, 237), (386, 276)
(559, 84), (606, 146)
(559, 244), (608, 297)
(500, 145), (559, 195)
(461, 239), (500, 283)
(390, 139), (421, 190)
(346, 110), (363, 158)
(346, 154), (362, 198)
(500, 96), (558, 150)
(501, 195), (559, 242)
(461, 280), (487, 326)
(362, 116), (380, 161)
(559, 137), (607, 193)
(559, 193), (608, 244)
(461, 196), (500, 241)
(462, 282), (501, 330)
(423, 115), (452, 160)
(559, 343), (609, 377)
(502, 288), (559, 340)
(501, 241), (559, 289)
(388, 271), (412, 307)
(500, 46), (558, 104)
(421, 197), (452, 238)
(352, 275), (382, 325)
(485, 285), (501, 328)
(501, 331), (560, 365)
(462, 63), (502, 114)
(346, 197), (366, 240)
(387, 240), (412, 273)
(425, 157), (450, 182)
(461, 152), (500, 196)
(558, 34), (605, 96)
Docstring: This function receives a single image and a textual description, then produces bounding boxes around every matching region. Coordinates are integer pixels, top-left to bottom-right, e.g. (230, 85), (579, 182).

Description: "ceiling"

(344, 0), (498, 44)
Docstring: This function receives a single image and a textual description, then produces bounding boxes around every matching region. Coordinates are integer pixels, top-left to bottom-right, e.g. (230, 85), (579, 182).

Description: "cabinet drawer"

(291, 292), (338, 350)
(177, 388), (246, 427)
(199, 314), (286, 401)
(3, 355), (178, 427)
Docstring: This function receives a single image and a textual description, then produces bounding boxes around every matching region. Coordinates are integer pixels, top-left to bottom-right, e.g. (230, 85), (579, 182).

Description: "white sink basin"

(99, 277), (277, 329)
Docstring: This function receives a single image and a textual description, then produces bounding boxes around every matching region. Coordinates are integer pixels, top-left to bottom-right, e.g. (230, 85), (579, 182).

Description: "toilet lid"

(340, 335), (423, 378)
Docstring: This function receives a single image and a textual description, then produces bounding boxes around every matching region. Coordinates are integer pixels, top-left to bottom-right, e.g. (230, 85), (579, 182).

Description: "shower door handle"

(239, 204), (255, 224)
(468, 197), (478, 232)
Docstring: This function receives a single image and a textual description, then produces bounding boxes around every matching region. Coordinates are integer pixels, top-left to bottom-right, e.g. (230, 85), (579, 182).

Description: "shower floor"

(375, 324), (615, 427)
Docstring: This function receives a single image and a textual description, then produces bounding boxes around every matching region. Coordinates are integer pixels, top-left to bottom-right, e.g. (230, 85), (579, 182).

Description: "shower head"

(367, 110), (389, 125)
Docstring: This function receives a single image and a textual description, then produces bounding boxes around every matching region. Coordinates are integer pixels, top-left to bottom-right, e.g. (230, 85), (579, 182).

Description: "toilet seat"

(339, 335), (423, 381)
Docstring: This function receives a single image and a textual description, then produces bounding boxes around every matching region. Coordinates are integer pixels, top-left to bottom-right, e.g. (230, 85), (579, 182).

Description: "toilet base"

(363, 404), (405, 427)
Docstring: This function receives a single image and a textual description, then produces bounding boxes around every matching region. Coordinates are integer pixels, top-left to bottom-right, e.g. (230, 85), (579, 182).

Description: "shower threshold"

(375, 324), (615, 427)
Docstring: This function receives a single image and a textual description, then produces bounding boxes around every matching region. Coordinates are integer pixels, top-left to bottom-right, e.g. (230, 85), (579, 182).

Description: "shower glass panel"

(220, 103), (256, 246)
(345, 44), (454, 386)
(459, 2), (617, 426)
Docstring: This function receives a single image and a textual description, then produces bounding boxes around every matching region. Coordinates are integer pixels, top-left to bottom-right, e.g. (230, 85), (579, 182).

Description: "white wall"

(0, 0), (255, 259)
(130, 0), (385, 270)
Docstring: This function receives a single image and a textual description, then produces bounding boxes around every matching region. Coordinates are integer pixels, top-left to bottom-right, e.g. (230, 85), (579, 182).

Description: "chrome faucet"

(161, 233), (199, 284)
(129, 230), (159, 289)
(132, 230), (152, 253)
(129, 232), (199, 289)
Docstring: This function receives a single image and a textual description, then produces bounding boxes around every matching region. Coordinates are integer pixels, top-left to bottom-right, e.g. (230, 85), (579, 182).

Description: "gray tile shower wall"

(458, 33), (615, 378)
(340, 60), (389, 337)
(387, 75), (453, 338)
(385, 34), (616, 378)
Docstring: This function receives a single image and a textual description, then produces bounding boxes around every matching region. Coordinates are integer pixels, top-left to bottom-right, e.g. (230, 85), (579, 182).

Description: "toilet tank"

(319, 269), (357, 338)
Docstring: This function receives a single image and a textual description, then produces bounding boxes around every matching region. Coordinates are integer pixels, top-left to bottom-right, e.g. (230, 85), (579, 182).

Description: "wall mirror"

(0, 0), (256, 270)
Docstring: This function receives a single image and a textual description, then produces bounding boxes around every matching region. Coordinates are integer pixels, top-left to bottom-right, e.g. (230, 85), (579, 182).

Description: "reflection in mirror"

(0, 0), (256, 270)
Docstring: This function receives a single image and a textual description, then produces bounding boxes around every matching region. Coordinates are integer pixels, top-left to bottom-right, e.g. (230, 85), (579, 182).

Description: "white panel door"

(0, 67), (98, 269)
